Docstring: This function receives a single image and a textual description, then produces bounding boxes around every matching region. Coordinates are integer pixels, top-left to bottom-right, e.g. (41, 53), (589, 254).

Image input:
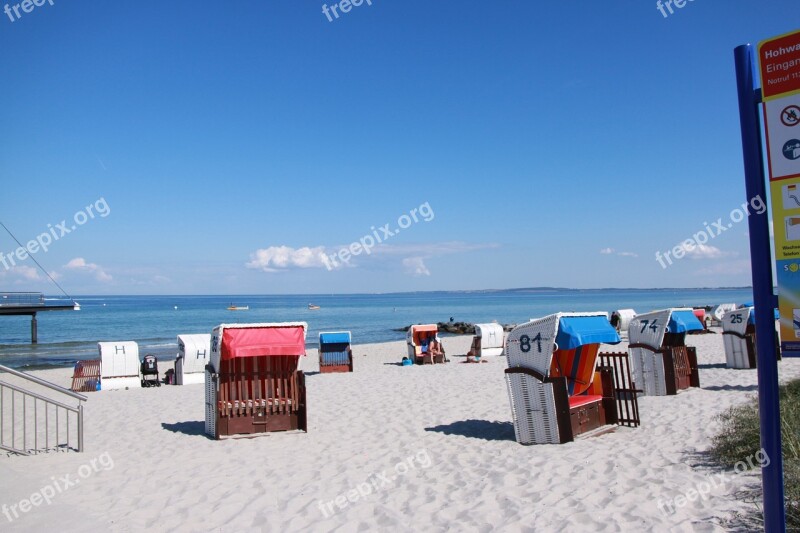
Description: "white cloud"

(246, 246), (330, 272)
(680, 244), (734, 260)
(13, 265), (40, 280)
(64, 257), (113, 282)
(0, 265), (41, 281)
(600, 247), (637, 258)
(403, 257), (431, 277)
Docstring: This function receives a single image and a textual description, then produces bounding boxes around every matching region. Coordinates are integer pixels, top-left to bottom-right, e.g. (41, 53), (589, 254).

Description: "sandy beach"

(1, 330), (797, 532)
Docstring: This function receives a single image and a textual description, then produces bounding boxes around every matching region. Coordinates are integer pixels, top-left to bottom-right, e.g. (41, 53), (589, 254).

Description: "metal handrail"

(0, 364), (86, 455)
(0, 381), (83, 412)
(0, 364), (87, 402)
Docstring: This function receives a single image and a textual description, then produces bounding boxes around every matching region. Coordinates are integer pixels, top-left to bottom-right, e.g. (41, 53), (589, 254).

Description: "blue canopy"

(746, 308), (780, 323)
(667, 310), (704, 333)
(555, 316), (621, 350)
(319, 332), (351, 345)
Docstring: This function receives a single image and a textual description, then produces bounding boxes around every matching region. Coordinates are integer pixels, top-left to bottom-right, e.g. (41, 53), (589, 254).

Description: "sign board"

(760, 29), (800, 354)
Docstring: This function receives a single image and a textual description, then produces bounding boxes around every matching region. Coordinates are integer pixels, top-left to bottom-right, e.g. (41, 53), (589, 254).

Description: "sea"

(0, 288), (753, 370)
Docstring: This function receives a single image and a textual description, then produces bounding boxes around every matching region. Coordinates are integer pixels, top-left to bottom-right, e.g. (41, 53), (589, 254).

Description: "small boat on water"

(227, 304), (249, 311)
(308, 304), (320, 310)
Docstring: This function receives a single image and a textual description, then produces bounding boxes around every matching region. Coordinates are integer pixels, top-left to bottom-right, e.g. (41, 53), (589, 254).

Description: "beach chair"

(722, 307), (782, 368)
(610, 309), (636, 335)
(318, 331), (353, 373)
(205, 322), (308, 439)
(97, 341), (141, 390)
(466, 323), (505, 359)
(628, 309), (702, 396)
(504, 312), (623, 445)
(693, 309), (709, 330)
(709, 303), (737, 327)
(175, 334), (211, 385)
(407, 324), (447, 364)
(70, 359), (101, 392)
(722, 307), (757, 369)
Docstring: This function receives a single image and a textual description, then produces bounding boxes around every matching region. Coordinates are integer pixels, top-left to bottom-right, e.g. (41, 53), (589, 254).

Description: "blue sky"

(0, 1), (793, 294)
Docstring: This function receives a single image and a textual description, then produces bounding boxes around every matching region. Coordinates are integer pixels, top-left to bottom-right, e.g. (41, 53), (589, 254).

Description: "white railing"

(0, 364), (86, 455)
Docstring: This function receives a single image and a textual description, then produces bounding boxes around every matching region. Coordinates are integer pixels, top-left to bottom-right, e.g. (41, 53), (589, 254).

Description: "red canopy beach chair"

(204, 322), (308, 439)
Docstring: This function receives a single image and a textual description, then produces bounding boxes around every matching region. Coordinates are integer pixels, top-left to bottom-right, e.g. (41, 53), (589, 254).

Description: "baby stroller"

(141, 354), (160, 387)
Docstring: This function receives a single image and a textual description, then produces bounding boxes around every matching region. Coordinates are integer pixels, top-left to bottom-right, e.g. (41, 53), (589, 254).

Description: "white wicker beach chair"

(97, 341), (141, 390)
(628, 309), (701, 396)
(175, 334), (211, 385)
(467, 323), (505, 358)
(610, 309), (636, 336)
(504, 312), (621, 445)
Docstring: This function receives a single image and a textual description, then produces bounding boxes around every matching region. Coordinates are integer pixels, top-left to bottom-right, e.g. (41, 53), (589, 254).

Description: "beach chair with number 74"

(627, 309), (702, 396)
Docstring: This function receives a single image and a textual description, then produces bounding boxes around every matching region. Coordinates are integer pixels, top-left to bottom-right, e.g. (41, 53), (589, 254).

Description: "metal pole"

(78, 404), (83, 452)
(31, 313), (37, 344)
(734, 43), (786, 532)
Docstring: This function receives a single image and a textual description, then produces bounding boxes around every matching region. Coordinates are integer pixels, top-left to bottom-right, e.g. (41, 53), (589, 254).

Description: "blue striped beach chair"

(319, 332), (353, 373)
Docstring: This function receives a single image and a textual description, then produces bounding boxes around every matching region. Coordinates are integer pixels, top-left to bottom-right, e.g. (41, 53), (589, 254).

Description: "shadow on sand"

(161, 421), (208, 437)
(425, 419), (516, 442)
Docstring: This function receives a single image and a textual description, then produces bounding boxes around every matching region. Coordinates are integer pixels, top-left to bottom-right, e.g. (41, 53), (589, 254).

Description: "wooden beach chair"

(97, 341), (141, 390)
(628, 309), (702, 396)
(407, 324), (447, 364)
(175, 334), (211, 385)
(204, 322), (308, 439)
(70, 359), (101, 392)
(504, 312), (626, 445)
(318, 331), (353, 373)
(466, 323), (505, 358)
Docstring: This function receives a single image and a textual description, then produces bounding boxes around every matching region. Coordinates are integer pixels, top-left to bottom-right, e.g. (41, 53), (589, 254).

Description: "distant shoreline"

(48, 286), (756, 298)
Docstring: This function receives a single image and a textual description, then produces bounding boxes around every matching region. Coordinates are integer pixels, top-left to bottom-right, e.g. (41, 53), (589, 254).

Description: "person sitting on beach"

(429, 338), (444, 360)
(419, 334), (430, 354)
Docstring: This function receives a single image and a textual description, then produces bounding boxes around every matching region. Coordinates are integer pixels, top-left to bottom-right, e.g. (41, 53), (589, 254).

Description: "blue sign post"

(734, 42), (787, 532)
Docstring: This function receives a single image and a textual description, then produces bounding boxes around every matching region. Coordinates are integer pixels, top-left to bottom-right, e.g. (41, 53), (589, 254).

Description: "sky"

(0, 1), (794, 295)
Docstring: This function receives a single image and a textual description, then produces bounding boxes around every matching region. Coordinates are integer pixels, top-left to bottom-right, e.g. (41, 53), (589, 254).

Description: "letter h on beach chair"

(504, 313), (622, 445)
(628, 309), (702, 396)
(407, 324), (446, 364)
(722, 306), (781, 369)
(318, 331), (353, 373)
(205, 322), (308, 439)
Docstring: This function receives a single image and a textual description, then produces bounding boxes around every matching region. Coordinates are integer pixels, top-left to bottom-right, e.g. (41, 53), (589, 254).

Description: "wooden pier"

(0, 292), (80, 343)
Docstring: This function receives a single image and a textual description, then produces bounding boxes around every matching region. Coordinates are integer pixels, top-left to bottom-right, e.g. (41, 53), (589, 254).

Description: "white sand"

(1, 331), (798, 532)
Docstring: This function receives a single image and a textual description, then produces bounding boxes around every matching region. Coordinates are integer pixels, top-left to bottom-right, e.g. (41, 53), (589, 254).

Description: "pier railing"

(0, 364), (86, 455)
(0, 292), (44, 307)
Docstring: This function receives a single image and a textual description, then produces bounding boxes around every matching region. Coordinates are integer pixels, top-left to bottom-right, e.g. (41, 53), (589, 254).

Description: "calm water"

(0, 289), (753, 369)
